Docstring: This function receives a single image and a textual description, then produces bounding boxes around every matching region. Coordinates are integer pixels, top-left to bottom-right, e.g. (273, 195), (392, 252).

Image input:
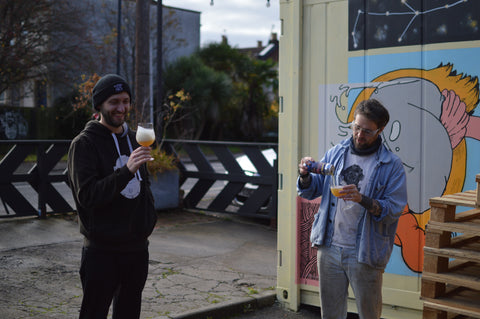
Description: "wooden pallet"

(421, 174), (480, 319)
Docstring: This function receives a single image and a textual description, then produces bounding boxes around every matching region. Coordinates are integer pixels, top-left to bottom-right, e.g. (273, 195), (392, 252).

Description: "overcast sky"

(162, 0), (280, 48)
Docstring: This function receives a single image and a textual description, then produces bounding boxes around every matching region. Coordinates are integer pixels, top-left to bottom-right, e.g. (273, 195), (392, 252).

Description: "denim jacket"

(297, 138), (407, 269)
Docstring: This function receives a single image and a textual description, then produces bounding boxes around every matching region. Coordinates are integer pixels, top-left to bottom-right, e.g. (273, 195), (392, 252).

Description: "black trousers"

(79, 246), (149, 319)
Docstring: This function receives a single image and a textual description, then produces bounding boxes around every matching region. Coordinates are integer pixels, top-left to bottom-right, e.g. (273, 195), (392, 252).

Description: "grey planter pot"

(149, 169), (179, 210)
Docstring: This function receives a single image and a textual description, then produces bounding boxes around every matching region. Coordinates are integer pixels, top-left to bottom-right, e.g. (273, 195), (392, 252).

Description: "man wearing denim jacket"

(297, 99), (407, 319)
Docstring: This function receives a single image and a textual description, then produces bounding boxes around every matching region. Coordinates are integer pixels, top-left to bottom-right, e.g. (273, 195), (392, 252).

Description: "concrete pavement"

(0, 210), (282, 319)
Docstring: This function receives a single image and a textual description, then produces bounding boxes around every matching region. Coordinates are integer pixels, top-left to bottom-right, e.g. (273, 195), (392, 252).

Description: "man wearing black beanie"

(92, 74), (132, 111)
(68, 74), (156, 319)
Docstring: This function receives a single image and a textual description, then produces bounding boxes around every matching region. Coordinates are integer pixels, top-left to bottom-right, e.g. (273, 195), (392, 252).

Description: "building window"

(11, 86), (20, 107)
(35, 80), (47, 108)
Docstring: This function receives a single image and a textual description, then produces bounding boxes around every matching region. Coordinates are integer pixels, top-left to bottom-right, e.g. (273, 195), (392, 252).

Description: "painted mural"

(297, 0), (480, 285)
(296, 48), (480, 285)
(0, 110), (28, 140)
(349, 0), (480, 51)
(346, 60), (480, 275)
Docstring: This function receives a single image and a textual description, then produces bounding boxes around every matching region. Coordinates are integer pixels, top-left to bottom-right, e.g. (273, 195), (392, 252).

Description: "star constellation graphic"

(348, 0), (479, 51)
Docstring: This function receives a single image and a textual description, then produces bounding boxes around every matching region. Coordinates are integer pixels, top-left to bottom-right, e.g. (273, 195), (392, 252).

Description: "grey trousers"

(317, 245), (383, 319)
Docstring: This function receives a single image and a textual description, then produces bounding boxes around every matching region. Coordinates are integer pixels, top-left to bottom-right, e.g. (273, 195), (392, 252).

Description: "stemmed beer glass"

(136, 123), (155, 147)
(134, 123), (155, 181)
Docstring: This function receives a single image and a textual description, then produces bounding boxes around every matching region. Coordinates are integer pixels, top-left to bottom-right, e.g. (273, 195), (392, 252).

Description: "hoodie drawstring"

(111, 133), (142, 181)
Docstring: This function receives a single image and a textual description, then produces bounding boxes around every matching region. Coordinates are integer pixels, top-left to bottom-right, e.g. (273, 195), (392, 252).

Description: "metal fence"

(0, 139), (278, 219)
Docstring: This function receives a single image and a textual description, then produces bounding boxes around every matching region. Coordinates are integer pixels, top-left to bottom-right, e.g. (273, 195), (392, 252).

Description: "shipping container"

(276, 0), (480, 318)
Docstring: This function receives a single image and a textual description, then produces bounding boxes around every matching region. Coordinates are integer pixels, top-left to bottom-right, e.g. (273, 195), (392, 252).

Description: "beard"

(353, 136), (369, 149)
(100, 109), (126, 128)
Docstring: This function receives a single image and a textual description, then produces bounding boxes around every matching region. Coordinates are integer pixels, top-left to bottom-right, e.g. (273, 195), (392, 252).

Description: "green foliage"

(0, 102), (91, 140)
(247, 287), (259, 295)
(164, 55), (232, 140)
(52, 91), (93, 139)
(147, 148), (179, 176)
(163, 42), (278, 142)
(34, 107), (57, 139)
(196, 42), (247, 78)
(198, 43), (278, 140)
(160, 268), (179, 279)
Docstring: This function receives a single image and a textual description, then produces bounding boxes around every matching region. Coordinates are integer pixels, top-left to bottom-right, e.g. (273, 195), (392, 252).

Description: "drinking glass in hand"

(330, 175), (354, 210)
(136, 123), (155, 147)
(329, 175), (343, 197)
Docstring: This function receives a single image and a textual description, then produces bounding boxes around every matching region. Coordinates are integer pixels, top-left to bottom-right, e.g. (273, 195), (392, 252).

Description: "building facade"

(0, 0), (200, 109)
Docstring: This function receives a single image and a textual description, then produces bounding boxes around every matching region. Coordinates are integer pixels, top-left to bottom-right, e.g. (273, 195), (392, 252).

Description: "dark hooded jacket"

(67, 120), (157, 251)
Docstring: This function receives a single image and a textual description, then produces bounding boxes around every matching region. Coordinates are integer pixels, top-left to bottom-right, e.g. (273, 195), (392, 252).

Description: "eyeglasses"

(350, 122), (380, 137)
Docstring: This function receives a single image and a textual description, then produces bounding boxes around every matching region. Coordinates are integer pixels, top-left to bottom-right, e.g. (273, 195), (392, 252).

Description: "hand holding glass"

(330, 176), (355, 209)
(136, 123), (155, 147)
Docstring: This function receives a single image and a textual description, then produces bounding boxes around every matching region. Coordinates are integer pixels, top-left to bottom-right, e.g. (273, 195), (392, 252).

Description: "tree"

(163, 55), (232, 140)
(236, 57), (278, 140)
(1, 0), (195, 108)
(196, 42), (245, 80)
(0, 0), (91, 96)
(163, 42), (278, 141)
(197, 43), (278, 140)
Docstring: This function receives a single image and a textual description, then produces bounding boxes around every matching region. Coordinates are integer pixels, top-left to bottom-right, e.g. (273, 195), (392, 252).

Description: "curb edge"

(169, 291), (277, 319)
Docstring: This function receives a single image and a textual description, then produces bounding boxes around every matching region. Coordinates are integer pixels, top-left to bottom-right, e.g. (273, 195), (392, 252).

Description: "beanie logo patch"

(113, 83), (124, 92)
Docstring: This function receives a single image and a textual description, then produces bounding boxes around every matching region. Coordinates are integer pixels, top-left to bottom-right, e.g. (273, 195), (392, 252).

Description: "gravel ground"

(0, 211), (363, 319)
(0, 210), (277, 319)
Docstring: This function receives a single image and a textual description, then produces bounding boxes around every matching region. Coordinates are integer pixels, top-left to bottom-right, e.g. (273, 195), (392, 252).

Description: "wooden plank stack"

(421, 174), (480, 319)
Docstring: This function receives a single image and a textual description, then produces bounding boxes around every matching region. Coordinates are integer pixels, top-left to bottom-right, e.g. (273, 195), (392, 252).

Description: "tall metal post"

(156, 0), (163, 139)
(135, 0), (150, 122)
(116, 0), (122, 75)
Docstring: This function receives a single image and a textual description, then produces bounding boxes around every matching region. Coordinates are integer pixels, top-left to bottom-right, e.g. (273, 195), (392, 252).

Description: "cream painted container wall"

(277, 0), (480, 318)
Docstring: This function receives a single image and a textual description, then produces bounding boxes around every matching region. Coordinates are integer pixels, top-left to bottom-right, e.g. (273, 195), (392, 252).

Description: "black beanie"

(92, 74), (132, 110)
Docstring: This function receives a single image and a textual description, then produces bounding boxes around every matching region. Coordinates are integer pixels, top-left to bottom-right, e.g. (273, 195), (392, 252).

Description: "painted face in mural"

(351, 114), (383, 150)
(369, 78), (452, 214)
